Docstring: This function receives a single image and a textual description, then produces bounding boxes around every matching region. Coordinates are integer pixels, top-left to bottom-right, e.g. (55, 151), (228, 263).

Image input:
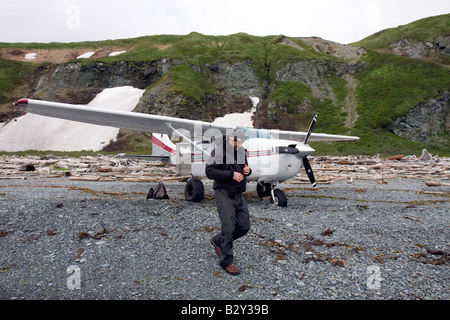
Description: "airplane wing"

(267, 129), (359, 142)
(14, 98), (233, 136)
(14, 98), (359, 142)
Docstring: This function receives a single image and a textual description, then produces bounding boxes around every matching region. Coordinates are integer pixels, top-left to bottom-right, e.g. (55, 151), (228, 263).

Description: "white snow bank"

(77, 51), (95, 59)
(0, 86), (144, 152)
(213, 96), (259, 128)
(109, 51), (127, 57)
(24, 53), (37, 60)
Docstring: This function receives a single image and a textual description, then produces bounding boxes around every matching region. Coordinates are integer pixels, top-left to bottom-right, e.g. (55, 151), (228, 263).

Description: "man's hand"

(233, 165), (250, 182)
(233, 172), (244, 182)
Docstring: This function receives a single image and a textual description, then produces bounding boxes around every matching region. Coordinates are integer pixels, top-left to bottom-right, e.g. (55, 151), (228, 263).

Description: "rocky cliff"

(390, 91), (450, 143)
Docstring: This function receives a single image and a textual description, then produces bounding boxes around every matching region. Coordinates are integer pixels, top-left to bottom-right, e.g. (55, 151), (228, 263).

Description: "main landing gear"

(184, 178), (288, 207)
(256, 182), (287, 207)
(185, 177), (205, 203)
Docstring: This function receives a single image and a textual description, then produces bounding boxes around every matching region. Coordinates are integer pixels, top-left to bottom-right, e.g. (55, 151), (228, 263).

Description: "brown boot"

(223, 264), (241, 275)
(211, 238), (221, 257)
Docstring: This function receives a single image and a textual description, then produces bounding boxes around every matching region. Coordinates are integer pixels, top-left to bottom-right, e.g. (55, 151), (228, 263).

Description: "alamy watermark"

(67, 265), (81, 290)
(366, 265), (382, 290)
(66, 5), (81, 30)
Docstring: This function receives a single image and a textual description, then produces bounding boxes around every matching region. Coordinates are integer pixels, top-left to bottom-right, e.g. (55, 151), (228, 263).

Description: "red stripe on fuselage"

(152, 135), (176, 155)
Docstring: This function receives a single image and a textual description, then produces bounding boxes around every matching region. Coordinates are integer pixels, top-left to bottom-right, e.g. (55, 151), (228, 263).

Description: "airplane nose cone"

(295, 143), (315, 157)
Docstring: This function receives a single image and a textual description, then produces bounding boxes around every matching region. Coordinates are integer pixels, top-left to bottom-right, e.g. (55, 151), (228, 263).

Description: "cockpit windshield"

(237, 127), (273, 140)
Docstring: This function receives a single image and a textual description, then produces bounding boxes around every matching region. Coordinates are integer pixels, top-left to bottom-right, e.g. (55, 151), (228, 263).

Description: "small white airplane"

(13, 98), (359, 207)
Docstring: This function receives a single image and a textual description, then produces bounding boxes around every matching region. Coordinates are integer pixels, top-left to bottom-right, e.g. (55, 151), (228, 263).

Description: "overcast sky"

(1, 0), (449, 44)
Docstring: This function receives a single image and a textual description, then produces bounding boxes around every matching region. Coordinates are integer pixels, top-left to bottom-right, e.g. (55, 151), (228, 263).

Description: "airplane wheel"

(185, 178), (204, 202)
(256, 182), (271, 198)
(272, 189), (287, 207)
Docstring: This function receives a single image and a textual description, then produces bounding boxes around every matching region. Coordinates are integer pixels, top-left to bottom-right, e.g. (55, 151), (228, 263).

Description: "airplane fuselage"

(190, 137), (313, 184)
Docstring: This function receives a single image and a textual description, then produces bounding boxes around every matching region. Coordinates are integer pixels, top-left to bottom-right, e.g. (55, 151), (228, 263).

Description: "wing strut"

(165, 123), (211, 157)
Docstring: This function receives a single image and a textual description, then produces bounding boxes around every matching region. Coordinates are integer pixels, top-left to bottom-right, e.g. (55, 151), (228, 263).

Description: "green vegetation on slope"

(353, 13), (450, 50)
(0, 60), (40, 101)
(0, 59), (41, 120)
(168, 64), (217, 102)
(353, 13), (450, 66)
(355, 51), (449, 129)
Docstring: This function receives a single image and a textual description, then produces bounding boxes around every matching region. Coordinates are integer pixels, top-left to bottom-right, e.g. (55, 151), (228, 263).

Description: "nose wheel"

(256, 182), (287, 207)
(271, 189), (287, 207)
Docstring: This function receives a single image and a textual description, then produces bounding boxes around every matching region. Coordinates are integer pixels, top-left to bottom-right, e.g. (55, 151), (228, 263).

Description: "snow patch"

(77, 52), (95, 59)
(24, 53), (36, 60)
(213, 96), (259, 128)
(109, 51), (127, 57)
(0, 86), (144, 152)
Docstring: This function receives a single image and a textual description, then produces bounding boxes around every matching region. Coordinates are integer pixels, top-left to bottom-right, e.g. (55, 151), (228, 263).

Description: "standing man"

(205, 129), (251, 275)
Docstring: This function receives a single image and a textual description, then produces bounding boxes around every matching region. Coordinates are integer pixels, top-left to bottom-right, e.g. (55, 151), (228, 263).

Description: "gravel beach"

(0, 174), (448, 302)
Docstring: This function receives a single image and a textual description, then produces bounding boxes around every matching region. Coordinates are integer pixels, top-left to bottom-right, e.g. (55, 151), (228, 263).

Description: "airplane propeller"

(303, 157), (317, 187)
(303, 114), (317, 145)
(275, 115), (318, 188)
(299, 115), (317, 187)
(267, 115), (318, 206)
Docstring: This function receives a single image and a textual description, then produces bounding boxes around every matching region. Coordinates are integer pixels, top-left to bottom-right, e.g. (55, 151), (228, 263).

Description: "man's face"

(229, 136), (244, 150)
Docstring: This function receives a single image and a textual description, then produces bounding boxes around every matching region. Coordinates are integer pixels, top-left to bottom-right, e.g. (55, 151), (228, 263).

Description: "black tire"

(256, 182), (271, 198)
(185, 178), (204, 202)
(273, 189), (287, 207)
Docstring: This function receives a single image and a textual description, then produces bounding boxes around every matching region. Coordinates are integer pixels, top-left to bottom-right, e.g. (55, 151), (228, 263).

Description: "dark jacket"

(205, 136), (251, 194)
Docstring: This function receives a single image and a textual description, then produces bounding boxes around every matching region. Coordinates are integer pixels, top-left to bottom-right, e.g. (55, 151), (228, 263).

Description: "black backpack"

(147, 181), (169, 200)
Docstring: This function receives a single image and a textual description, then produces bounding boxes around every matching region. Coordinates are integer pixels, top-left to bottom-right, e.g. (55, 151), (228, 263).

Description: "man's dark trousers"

(211, 188), (250, 267)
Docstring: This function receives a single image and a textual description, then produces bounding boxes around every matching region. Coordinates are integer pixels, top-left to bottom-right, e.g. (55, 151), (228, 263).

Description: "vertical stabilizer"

(151, 133), (176, 164)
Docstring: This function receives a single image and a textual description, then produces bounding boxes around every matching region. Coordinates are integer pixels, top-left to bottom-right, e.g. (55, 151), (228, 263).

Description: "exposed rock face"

(274, 60), (359, 101)
(33, 59), (178, 102)
(134, 76), (218, 120)
(390, 91), (450, 142)
(391, 38), (429, 59)
(298, 37), (367, 60)
(434, 36), (450, 55)
(134, 60), (261, 120)
(390, 36), (450, 59)
(208, 60), (264, 98)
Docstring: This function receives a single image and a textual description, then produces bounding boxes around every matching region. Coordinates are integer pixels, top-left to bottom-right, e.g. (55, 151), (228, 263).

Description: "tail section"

(151, 133), (177, 164)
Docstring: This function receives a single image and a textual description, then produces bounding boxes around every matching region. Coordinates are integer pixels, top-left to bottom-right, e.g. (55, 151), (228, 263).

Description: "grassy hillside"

(1, 15), (449, 157)
(354, 13), (450, 66)
(355, 52), (448, 128)
(347, 14), (450, 156)
(312, 49), (450, 156)
(354, 13), (450, 50)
